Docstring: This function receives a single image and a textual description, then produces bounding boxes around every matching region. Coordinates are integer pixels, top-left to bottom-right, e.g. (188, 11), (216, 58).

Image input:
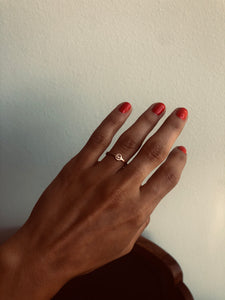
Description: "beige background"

(1, 1), (225, 299)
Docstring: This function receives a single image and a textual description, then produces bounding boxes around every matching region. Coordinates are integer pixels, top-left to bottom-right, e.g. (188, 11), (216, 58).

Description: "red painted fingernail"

(119, 102), (131, 113)
(178, 146), (187, 154)
(152, 103), (166, 115)
(176, 108), (188, 120)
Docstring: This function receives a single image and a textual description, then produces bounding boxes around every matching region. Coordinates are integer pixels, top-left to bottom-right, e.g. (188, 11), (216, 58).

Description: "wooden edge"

(176, 282), (195, 300)
(134, 235), (183, 284)
(133, 235), (194, 300)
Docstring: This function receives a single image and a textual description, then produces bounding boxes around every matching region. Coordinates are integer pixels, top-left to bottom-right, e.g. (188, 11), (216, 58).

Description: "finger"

(77, 102), (132, 169)
(120, 107), (188, 185)
(99, 102), (166, 174)
(140, 146), (187, 215)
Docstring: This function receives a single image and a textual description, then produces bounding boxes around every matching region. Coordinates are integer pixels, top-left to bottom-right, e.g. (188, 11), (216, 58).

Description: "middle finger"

(98, 102), (166, 174)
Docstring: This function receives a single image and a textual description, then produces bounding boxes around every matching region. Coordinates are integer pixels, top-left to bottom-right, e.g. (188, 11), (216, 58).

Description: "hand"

(0, 102), (188, 299)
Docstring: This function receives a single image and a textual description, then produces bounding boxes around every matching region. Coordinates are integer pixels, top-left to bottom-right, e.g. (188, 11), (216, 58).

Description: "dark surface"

(52, 236), (194, 300)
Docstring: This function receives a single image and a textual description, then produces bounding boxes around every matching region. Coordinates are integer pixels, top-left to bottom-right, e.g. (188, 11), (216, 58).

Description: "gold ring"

(106, 152), (127, 166)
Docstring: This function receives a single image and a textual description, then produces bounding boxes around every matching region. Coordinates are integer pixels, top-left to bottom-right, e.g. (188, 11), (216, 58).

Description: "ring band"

(106, 152), (127, 167)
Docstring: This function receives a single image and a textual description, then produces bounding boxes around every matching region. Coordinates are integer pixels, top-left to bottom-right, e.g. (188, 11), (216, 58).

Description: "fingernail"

(152, 103), (166, 115)
(119, 102), (132, 113)
(176, 108), (188, 120)
(178, 146), (187, 154)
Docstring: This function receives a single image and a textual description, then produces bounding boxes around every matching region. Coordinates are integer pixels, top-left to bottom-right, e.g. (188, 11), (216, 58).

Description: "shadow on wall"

(1, 81), (86, 228)
(0, 227), (20, 244)
(2, 82), (85, 168)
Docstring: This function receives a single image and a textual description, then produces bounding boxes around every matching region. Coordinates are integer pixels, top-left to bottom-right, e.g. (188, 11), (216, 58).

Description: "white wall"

(1, 1), (225, 299)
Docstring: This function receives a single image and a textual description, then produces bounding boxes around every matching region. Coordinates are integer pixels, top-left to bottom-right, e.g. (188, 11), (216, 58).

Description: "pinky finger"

(140, 146), (187, 215)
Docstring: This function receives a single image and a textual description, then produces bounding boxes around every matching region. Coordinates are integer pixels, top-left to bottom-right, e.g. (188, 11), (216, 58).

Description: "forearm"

(0, 228), (68, 300)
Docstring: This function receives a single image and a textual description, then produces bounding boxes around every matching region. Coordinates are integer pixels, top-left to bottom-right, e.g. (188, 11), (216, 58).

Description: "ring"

(106, 152), (128, 167)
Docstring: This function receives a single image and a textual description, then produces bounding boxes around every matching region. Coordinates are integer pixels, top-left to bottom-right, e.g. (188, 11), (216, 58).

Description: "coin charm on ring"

(115, 153), (123, 161)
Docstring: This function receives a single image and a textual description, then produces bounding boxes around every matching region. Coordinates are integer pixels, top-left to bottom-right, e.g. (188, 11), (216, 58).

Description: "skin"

(0, 102), (188, 299)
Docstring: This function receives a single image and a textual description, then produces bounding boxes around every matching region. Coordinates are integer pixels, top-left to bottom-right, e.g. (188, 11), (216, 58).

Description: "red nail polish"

(176, 108), (188, 120)
(152, 103), (166, 115)
(178, 146), (187, 154)
(119, 102), (131, 113)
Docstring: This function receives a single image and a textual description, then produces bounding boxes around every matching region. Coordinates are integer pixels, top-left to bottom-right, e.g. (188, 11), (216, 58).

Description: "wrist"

(0, 228), (40, 299)
(0, 226), (65, 299)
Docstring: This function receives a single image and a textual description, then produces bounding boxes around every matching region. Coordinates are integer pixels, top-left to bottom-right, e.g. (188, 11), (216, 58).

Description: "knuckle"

(171, 118), (182, 130)
(166, 168), (180, 186)
(148, 183), (160, 198)
(145, 141), (166, 163)
(108, 114), (119, 126)
(142, 112), (154, 123)
(134, 208), (146, 226)
(118, 135), (138, 152)
(89, 130), (108, 147)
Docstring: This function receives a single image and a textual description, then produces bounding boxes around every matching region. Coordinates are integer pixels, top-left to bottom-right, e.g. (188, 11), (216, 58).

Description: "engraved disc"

(115, 153), (122, 161)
